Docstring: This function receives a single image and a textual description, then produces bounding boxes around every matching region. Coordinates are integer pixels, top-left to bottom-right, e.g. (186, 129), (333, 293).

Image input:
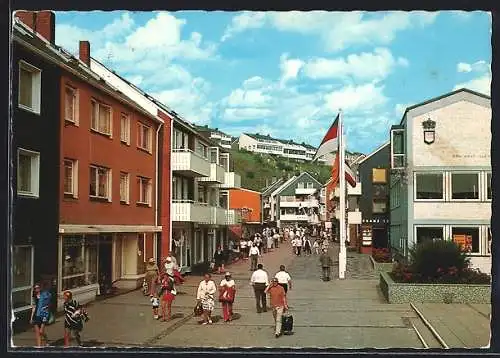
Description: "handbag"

(47, 312), (55, 325)
(194, 301), (203, 316)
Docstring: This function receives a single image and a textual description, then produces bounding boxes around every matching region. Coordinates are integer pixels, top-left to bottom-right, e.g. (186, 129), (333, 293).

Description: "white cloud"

(394, 103), (411, 118)
(223, 108), (274, 121)
(221, 11), (438, 52)
(279, 53), (304, 84)
(454, 74), (491, 95)
(242, 76), (266, 89)
(324, 83), (388, 112)
(457, 62), (472, 73)
(456, 60), (489, 73)
(302, 48), (408, 82)
(226, 88), (272, 108)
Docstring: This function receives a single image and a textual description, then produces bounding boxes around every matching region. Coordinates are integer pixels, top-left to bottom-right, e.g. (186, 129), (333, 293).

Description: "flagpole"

(338, 109), (347, 280)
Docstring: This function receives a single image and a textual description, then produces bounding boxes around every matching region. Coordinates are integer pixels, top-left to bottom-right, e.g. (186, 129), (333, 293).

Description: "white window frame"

(485, 172), (492, 202)
(89, 165), (112, 201)
(120, 113), (131, 145)
(12, 245), (34, 313)
(64, 84), (79, 125)
(17, 148), (40, 198)
(137, 122), (153, 152)
(63, 158), (78, 198)
(119, 172), (130, 204)
(449, 172), (481, 202)
(372, 199), (388, 214)
(138, 176), (152, 206)
(390, 128), (405, 169)
(18, 61), (41, 115)
(414, 225), (445, 247)
(90, 99), (113, 137)
(306, 182), (314, 189)
(450, 225), (482, 255)
(414, 172), (445, 202)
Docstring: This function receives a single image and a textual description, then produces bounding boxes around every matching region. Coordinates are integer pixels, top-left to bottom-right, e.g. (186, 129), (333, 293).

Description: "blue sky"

(53, 11), (491, 154)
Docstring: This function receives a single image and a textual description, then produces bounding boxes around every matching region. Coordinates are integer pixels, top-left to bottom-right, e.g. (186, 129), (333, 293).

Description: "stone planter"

(379, 271), (491, 304)
(369, 255), (394, 273)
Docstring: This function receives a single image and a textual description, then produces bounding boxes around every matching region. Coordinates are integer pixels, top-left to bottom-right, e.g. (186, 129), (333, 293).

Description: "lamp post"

(422, 117), (436, 145)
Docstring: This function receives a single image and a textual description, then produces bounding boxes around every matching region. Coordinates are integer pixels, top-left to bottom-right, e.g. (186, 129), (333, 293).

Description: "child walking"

(63, 291), (88, 347)
(160, 273), (176, 321)
(151, 294), (160, 320)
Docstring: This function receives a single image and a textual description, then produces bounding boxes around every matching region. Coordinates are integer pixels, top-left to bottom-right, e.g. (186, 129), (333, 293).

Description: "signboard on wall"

(361, 224), (372, 247)
(453, 234), (472, 253)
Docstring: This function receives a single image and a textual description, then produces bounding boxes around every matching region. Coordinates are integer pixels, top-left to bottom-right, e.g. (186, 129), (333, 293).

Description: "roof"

(272, 172), (323, 197)
(399, 88), (491, 125)
(261, 178), (285, 196)
(356, 141), (390, 166)
(13, 19), (161, 124)
(229, 187), (262, 195)
(270, 176), (298, 197)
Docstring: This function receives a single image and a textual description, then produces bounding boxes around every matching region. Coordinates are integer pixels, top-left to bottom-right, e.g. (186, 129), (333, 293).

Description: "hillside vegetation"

(230, 149), (333, 192)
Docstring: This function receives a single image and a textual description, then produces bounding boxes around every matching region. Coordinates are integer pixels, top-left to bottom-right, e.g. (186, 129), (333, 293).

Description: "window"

(372, 200), (387, 214)
(390, 128), (405, 169)
(488, 227), (491, 254)
(120, 172), (130, 204)
(415, 227), (444, 245)
(18, 61), (41, 114)
(173, 129), (188, 150)
(90, 99), (112, 136)
(195, 141), (208, 158)
(12, 245), (33, 312)
(452, 227), (480, 254)
(373, 184), (387, 199)
(63, 159), (78, 197)
(120, 113), (130, 145)
(62, 235), (98, 290)
(137, 122), (152, 152)
(65, 85), (78, 124)
(198, 185), (207, 204)
(137, 176), (152, 205)
(415, 173), (443, 200)
(297, 182), (305, 189)
(372, 168), (387, 183)
(451, 173), (479, 200)
(486, 172), (492, 200)
(90, 165), (111, 200)
(17, 149), (40, 198)
(306, 182), (314, 189)
(210, 147), (219, 164)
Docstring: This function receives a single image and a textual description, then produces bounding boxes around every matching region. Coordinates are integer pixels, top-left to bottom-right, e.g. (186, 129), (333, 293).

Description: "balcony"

(211, 206), (228, 226)
(199, 163), (225, 184)
(172, 200), (211, 224)
(220, 172), (241, 189)
(280, 198), (319, 208)
(226, 209), (242, 225)
(295, 188), (317, 195)
(172, 149), (210, 177)
(280, 214), (310, 221)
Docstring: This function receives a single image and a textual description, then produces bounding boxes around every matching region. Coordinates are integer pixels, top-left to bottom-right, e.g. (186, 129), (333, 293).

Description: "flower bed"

(372, 248), (391, 263)
(379, 271), (490, 304)
(369, 255), (394, 273)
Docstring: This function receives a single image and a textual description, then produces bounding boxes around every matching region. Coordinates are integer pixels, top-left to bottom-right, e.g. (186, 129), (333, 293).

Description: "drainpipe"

(155, 121), (163, 261)
(169, 117), (174, 254)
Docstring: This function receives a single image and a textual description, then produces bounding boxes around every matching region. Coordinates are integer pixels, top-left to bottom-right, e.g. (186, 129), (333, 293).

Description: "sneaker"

(208, 319), (213, 324)
(154, 315), (159, 319)
(202, 322), (208, 325)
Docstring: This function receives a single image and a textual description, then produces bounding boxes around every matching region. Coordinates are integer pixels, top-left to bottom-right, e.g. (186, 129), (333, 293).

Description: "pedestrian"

(267, 233), (273, 252)
(213, 247), (225, 274)
(145, 258), (159, 297)
(160, 273), (176, 321)
(247, 238), (253, 257)
(30, 282), (51, 347)
(304, 236), (312, 256)
(249, 243), (260, 271)
(151, 293), (160, 320)
(164, 255), (184, 285)
(313, 240), (320, 255)
(319, 249), (333, 281)
(274, 265), (292, 294)
(250, 263), (269, 313)
(240, 238), (247, 260)
(296, 236), (303, 256)
(219, 272), (236, 322)
(196, 273), (217, 325)
(63, 290), (87, 347)
(265, 277), (288, 338)
(273, 231), (280, 248)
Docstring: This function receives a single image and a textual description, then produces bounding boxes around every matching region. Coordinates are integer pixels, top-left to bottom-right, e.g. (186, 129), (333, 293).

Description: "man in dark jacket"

(319, 249), (333, 281)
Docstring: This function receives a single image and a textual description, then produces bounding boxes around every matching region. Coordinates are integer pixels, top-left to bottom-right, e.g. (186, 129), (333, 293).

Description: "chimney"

(79, 41), (90, 66)
(15, 11), (55, 44)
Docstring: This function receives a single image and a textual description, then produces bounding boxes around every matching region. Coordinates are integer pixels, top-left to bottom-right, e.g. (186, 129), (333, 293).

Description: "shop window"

(451, 173), (479, 200)
(415, 173), (444, 200)
(62, 235), (98, 290)
(451, 227), (480, 254)
(415, 227), (444, 245)
(12, 245), (33, 312)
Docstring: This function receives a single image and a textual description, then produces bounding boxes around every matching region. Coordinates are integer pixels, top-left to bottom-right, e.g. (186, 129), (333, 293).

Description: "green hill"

(230, 149), (333, 191)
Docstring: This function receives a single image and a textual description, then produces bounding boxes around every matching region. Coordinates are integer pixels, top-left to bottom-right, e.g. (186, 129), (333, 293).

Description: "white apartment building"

(389, 88), (491, 274)
(196, 125), (233, 149)
(239, 133), (328, 163)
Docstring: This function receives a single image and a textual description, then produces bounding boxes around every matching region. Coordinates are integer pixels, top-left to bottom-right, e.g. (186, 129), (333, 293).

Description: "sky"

(53, 11), (491, 154)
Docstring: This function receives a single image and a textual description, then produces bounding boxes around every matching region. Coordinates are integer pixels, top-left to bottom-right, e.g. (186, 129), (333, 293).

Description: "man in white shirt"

(274, 265), (292, 294)
(273, 231), (280, 248)
(240, 239), (248, 259)
(250, 264), (269, 313)
(249, 244), (260, 271)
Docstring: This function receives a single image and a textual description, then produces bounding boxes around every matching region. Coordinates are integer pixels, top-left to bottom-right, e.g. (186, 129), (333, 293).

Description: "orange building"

(228, 188), (262, 239)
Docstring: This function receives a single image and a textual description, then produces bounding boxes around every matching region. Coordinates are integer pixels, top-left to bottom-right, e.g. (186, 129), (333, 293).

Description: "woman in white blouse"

(196, 273), (217, 325)
(219, 272), (236, 322)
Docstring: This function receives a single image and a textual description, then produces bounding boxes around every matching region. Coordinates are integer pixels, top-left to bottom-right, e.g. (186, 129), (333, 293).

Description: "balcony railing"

(280, 214), (310, 221)
(172, 200), (211, 224)
(295, 187), (317, 195)
(280, 198), (319, 208)
(226, 209), (242, 225)
(220, 172), (241, 189)
(172, 149), (211, 177)
(211, 206), (228, 226)
(198, 163), (226, 184)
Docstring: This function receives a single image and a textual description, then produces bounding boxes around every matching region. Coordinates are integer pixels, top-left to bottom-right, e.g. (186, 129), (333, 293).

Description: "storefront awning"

(59, 225), (162, 234)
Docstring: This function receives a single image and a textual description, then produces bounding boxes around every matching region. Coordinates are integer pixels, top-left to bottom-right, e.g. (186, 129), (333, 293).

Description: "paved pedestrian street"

(11, 242), (490, 349)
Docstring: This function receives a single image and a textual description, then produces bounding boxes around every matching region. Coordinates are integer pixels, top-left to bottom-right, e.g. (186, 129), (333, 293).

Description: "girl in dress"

(160, 273), (176, 321)
(219, 272), (236, 322)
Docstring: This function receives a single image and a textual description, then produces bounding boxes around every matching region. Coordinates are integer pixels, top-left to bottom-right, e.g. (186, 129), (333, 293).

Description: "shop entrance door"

(98, 234), (113, 294)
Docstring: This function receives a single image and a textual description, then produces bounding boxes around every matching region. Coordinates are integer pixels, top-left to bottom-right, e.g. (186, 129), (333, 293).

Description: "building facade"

(389, 89), (491, 274)
(12, 12), (61, 319)
(357, 141), (390, 248)
(227, 188), (262, 239)
(195, 125), (233, 149)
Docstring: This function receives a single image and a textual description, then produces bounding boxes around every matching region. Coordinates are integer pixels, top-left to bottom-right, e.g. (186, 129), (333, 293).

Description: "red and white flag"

(312, 114), (339, 162)
(327, 152), (357, 189)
